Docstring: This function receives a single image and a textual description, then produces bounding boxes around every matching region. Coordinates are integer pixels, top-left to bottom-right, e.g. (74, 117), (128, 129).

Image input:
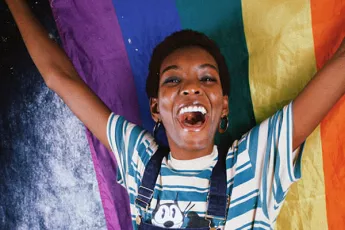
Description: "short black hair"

(146, 30), (230, 98)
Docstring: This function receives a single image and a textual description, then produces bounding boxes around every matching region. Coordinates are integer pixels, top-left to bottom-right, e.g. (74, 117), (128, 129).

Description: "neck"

(167, 140), (215, 160)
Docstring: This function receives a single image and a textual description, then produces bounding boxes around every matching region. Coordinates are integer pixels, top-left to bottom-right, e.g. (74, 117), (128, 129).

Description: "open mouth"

(177, 105), (208, 129)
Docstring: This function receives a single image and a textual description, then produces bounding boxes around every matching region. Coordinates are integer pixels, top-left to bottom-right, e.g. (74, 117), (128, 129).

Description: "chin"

(178, 136), (211, 150)
(164, 120), (217, 153)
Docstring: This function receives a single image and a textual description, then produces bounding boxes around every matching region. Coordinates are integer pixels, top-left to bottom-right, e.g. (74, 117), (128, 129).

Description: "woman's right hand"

(5, 0), (112, 150)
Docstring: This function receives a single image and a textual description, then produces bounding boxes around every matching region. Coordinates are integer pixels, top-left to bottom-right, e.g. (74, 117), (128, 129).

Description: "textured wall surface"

(0, 1), (106, 229)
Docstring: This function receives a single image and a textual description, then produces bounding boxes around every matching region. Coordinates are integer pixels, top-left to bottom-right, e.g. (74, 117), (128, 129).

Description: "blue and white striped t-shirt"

(107, 102), (304, 230)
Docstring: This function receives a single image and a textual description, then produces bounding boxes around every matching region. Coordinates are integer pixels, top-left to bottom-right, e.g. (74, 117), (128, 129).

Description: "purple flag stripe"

(50, 0), (140, 229)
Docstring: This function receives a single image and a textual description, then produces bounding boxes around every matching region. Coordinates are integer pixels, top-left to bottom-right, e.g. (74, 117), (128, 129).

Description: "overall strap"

(135, 146), (170, 211)
(135, 143), (230, 221)
(205, 143), (230, 221)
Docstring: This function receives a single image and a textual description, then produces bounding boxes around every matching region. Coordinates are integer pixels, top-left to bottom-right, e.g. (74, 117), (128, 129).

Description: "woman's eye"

(163, 77), (180, 84)
(200, 76), (216, 82)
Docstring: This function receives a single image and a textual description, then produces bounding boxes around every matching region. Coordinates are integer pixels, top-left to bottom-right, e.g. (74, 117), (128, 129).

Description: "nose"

(182, 89), (200, 95)
(180, 81), (202, 96)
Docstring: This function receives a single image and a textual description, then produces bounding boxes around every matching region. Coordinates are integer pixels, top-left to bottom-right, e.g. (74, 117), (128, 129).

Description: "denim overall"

(135, 144), (230, 230)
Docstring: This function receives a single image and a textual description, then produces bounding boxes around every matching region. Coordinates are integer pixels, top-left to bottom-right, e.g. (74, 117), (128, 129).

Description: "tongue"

(180, 112), (205, 126)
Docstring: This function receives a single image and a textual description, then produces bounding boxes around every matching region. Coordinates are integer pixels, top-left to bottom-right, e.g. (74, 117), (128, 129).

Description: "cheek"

(158, 89), (176, 116)
(209, 91), (225, 112)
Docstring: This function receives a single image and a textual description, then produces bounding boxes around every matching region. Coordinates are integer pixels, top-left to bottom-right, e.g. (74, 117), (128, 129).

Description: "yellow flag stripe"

(241, 0), (328, 229)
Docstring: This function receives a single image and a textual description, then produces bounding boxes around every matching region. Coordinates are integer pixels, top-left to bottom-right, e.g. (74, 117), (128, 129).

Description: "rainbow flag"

(51, 0), (345, 229)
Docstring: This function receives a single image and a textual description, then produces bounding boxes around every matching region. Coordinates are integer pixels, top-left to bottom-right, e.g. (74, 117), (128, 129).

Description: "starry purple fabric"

(50, 0), (140, 229)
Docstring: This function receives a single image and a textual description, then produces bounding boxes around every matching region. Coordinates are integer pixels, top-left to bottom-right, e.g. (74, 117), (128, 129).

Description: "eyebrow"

(199, 63), (219, 72)
(161, 63), (218, 75)
(161, 65), (180, 75)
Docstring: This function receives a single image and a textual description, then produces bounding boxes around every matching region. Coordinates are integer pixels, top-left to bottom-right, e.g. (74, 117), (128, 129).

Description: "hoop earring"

(153, 120), (162, 138)
(218, 116), (229, 134)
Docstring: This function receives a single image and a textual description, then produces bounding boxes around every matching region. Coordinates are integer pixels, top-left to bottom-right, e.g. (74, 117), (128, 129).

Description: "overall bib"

(135, 144), (231, 230)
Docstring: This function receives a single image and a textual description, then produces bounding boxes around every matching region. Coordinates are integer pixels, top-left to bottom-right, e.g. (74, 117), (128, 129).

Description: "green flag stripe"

(175, 0), (256, 144)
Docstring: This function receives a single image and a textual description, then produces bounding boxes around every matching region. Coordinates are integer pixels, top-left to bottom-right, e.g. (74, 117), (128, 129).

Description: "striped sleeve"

(247, 102), (305, 222)
(106, 113), (157, 189)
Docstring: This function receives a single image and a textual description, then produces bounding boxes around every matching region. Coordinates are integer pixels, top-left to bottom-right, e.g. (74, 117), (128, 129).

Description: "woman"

(5, 0), (345, 229)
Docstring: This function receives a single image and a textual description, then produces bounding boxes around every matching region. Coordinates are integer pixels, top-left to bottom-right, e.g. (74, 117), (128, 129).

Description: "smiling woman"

(151, 45), (229, 160)
(4, 0), (345, 229)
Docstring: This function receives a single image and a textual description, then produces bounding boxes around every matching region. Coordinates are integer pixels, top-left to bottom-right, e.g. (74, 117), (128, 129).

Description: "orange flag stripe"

(311, 0), (345, 228)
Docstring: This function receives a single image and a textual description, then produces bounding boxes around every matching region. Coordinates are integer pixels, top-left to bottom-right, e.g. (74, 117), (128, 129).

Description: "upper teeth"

(179, 106), (207, 115)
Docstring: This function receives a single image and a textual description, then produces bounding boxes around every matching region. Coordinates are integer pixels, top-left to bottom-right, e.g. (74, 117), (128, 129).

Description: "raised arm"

(293, 37), (345, 150)
(5, 0), (111, 150)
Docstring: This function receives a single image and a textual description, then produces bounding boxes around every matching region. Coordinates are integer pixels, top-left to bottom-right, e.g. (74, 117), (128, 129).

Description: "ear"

(221, 95), (229, 117)
(150, 97), (160, 122)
